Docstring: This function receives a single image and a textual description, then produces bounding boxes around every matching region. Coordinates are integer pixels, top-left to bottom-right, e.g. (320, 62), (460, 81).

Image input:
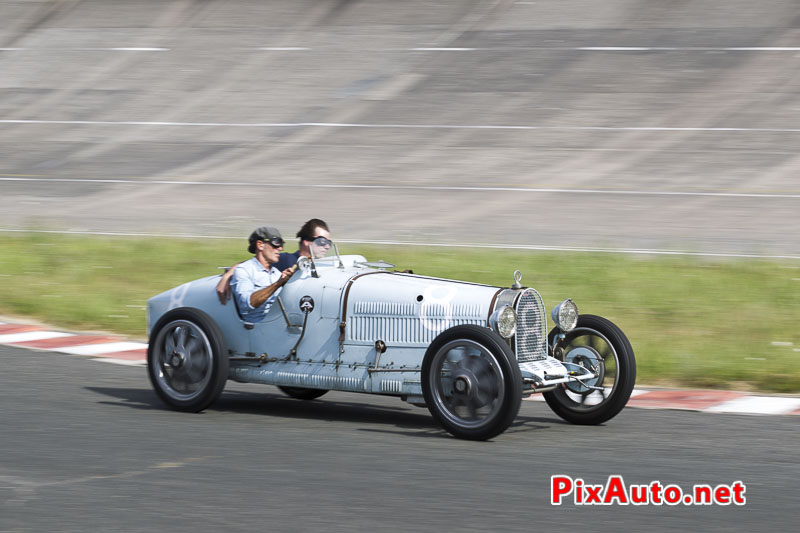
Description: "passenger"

(273, 218), (332, 271)
(231, 226), (294, 323)
(217, 218), (331, 304)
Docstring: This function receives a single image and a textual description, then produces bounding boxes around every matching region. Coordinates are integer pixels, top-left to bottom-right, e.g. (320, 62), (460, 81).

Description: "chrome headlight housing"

(551, 298), (579, 331)
(490, 305), (517, 339)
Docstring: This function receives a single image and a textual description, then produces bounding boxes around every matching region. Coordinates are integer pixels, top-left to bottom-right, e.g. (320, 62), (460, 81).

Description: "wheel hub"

(169, 349), (186, 368)
(453, 375), (472, 395)
(564, 346), (604, 392)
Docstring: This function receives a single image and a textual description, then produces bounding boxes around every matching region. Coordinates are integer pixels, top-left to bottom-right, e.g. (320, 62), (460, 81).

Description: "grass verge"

(1, 233), (798, 393)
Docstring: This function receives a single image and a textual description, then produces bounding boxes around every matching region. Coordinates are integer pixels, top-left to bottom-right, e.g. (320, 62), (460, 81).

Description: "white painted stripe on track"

(1, 177), (798, 199)
(4, 46), (799, 52)
(75, 47), (169, 51)
(525, 388), (650, 402)
(2, 119), (799, 133)
(54, 342), (148, 356)
(523, 395), (544, 402)
(410, 48), (477, 51)
(91, 358), (147, 366)
(1, 48), (168, 51)
(578, 47), (800, 51)
(704, 396), (800, 415)
(1, 229), (797, 260)
(335, 240), (800, 260)
(0, 331), (74, 343)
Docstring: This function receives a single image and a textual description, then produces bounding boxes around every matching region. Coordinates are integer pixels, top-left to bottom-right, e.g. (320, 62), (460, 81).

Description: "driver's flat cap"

(248, 226), (283, 254)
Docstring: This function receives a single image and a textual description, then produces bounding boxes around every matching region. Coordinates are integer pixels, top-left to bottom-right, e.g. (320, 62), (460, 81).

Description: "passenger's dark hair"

(296, 218), (330, 242)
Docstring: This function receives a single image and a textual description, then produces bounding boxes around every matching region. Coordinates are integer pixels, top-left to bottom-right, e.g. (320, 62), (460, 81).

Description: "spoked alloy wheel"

(422, 325), (522, 440)
(147, 308), (228, 412)
(544, 314), (635, 425)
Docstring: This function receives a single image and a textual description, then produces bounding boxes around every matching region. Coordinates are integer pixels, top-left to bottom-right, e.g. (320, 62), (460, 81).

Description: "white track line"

(337, 240), (800, 260)
(524, 388), (650, 403)
(91, 358), (147, 366)
(1, 229), (798, 260)
(2, 119), (799, 133)
(75, 47), (169, 51)
(0, 47), (170, 52)
(578, 47), (800, 51)
(54, 342), (147, 356)
(704, 396), (800, 415)
(2, 177), (797, 199)
(1, 48), (168, 51)
(4, 46), (800, 52)
(0, 331), (74, 343)
(410, 47), (477, 51)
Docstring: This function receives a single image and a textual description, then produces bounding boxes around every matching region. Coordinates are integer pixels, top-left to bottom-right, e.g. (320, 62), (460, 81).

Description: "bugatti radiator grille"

(514, 289), (548, 362)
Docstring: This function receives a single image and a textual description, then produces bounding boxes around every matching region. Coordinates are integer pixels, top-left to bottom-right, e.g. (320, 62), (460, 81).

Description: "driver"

(232, 226), (295, 323)
(217, 219), (331, 304)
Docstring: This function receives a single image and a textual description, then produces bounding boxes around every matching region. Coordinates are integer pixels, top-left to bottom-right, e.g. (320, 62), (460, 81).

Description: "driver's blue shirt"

(232, 257), (283, 323)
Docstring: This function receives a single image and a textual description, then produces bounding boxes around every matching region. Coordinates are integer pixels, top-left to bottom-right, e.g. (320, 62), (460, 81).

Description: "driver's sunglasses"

(312, 236), (332, 247)
(262, 238), (284, 248)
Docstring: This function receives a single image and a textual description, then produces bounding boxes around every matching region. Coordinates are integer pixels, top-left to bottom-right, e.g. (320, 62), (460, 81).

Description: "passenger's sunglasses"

(312, 237), (332, 247)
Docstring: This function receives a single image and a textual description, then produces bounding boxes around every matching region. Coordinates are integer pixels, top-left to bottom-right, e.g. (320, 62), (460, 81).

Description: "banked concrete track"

(0, 0), (799, 256)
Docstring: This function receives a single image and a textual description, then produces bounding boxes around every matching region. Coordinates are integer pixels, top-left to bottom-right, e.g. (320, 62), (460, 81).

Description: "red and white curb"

(524, 388), (800, 416)
(0, 322), (147, 367)
(2, 321), (799, 416)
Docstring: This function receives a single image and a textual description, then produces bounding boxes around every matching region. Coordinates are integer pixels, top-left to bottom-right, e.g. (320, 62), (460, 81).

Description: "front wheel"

(544, 314), (636, 425)
(147, 308), (228, 412)
(422, 325), (522, 440)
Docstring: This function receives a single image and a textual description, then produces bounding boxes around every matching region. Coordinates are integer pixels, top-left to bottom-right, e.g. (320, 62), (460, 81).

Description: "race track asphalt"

(1, 344), (798, 532)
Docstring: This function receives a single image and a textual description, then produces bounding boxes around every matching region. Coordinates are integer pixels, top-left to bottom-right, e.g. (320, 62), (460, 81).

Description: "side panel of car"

(244, 268), (353, 363)
(342, 273), (498, 358)
(147, 275), (252, 357)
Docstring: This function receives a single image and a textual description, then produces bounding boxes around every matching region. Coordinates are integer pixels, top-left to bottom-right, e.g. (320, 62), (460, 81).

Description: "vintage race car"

(147, 246), (636, 440)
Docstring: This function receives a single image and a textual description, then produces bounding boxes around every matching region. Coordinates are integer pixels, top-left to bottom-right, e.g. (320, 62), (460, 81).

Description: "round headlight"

(551, 298), (579, 331)
(490, 305), (517, 339)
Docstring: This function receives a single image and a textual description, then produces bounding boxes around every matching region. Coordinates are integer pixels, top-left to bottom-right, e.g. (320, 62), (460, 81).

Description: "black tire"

(544, 314), (636, 425)
(277, 386), (328, 400)
(422, 324), (522, 440)
(147, 308), (228, 412)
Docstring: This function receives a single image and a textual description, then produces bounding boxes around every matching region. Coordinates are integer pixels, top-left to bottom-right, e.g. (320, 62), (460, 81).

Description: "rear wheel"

(422, 325), (522, 440)
(544, 314), (635, 425)
(147, 308), (228, 412)
(277, 386), (328, 400)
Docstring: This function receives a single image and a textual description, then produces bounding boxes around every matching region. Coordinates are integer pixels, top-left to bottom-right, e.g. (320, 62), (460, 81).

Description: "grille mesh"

(349, 302), (483, 344)
(514, 289), (548, 362)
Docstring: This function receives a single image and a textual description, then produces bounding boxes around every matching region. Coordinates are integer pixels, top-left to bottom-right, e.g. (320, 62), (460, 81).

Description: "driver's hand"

(216, 276), (232, 304)
(216, 266), (237, 304)
(279, 265), (296, 285)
